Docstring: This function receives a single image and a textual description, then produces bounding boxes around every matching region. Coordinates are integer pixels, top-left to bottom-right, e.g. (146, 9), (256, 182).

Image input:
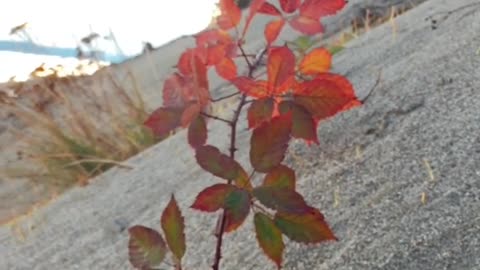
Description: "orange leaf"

(188, 115), (207, 148)
(195, 29), (232, 47)
(247, 98), (274, 128)
(232, 77), (269, 98)
(258, 2), (282, 16)
(144, 107), (182, 138)
(267, 46), (295, 95)
(254, 213), (284, 268)
(216, 0), (242, 30)
(215, 57), (237, 80)
(280, 0), (300, 13)
(206, 45), (227, 65)
(264, 19), (285, 44)
(191, 184), (235, 212)
(289, 15), (324, 35)
(299, 47), (332, 75)
(300, 0), (346, 20)
(274, 207), (337, 243)
(263, 164), (296, 189)
(294, 73), (360, 121)
(128, 226), (166, 269)
(161, 195), (186, 262)
(250, 113), (292, 173)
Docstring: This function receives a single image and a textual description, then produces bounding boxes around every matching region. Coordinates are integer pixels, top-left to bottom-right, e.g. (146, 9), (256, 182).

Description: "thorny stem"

(210, 91), (241, 103)
(211, 43), (266, 270)
(200, 112), (232, 125)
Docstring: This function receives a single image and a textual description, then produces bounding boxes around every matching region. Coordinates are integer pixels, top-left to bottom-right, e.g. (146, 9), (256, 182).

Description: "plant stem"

(200, 112), (233, 125)
(210, 91), (240, 102)
(211, 43), (265, 270)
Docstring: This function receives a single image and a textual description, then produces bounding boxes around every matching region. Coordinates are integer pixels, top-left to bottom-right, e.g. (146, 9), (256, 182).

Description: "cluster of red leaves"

(132, 0), (360, 269)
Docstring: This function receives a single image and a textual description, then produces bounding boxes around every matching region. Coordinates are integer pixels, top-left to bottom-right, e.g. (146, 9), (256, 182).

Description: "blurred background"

(0, 0), (219, 82)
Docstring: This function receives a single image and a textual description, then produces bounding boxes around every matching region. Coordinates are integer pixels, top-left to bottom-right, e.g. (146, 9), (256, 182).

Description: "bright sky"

(0, 0), (218, 81)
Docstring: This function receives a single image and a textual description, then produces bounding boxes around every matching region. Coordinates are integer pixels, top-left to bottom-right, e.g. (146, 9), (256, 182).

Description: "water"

(0, 0), (218, 82)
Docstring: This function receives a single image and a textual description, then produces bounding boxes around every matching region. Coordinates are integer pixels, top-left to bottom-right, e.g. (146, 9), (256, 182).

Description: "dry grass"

(1, 68), (159, 191)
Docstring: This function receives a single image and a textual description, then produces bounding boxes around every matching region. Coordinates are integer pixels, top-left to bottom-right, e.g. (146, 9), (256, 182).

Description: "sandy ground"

(4, 0), (480, 269)
(0, 0), (427, 224)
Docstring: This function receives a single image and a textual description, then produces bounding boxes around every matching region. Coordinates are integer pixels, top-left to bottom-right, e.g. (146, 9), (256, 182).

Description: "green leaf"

(294, 35), (313, 51)
(191, 184), (235, 212)
(253, 186), (309, 213)
(161, 195), (186, 263)
(247, 98), (274, 128)
(192, 184), (250, 232)
(188, 115), (207, 149)
(195, 145), (252, 189)
(274, 207), (337, 243)
(224, 188), (251, 232)
(128, 225), (167, 269)
(254, 213), (284, 268)
(250, 113), (292, 173)
(263, 165), (296, 189)
(279, 101), (318, 144)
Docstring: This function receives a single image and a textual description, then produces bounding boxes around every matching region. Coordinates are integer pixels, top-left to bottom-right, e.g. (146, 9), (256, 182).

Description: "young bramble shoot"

(129, 0), (358, 269)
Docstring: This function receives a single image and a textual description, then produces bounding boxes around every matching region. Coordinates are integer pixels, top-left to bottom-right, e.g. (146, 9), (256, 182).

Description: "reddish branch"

(211, 43), (266, 270)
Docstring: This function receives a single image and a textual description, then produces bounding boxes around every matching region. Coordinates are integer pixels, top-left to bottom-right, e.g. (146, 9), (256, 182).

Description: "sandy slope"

(2, 0), (480, 269)
(0, 0), (427, 223)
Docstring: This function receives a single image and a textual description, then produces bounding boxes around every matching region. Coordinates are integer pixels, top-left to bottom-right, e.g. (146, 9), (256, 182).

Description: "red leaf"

(195, 29), (231, 47)
(180, 103), (201, 127)
(294, 73), (360, 121)
(177, 49), (196, 75)
(279, 101), (318, 144)
(263, 164), (296, 189)
(232, 77), (269, 98)
(128, 226), (167, 269)
(188, 115), (207, 148)
(224, 188), (251, 232)
(195, 145), (252, 189)
(258, 2), (282, 16)
(190, 54), (210, 107)
(161, 195), (186, 262)
(144, 107), (182, 138)
(247, 98), (274, 128)
(191, 184), (235, 212)
(264, 19), (285, 44)
(250, 113), (292, 173)
(289, 15), (324, 35)
(253, 186), (310, 213)
(280, 0), (301, 13)
(299, 47), (332, 75)
(215, 57), (237, 80)
(163, 73), (187, 108)
(267, 46), (295, 95)
(274, 207), (337, 243)
(206, 45), (227, 65)
(254, 213), (284, 268)
(300, 0), (346, 20)
(217, 0), (242, 30)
